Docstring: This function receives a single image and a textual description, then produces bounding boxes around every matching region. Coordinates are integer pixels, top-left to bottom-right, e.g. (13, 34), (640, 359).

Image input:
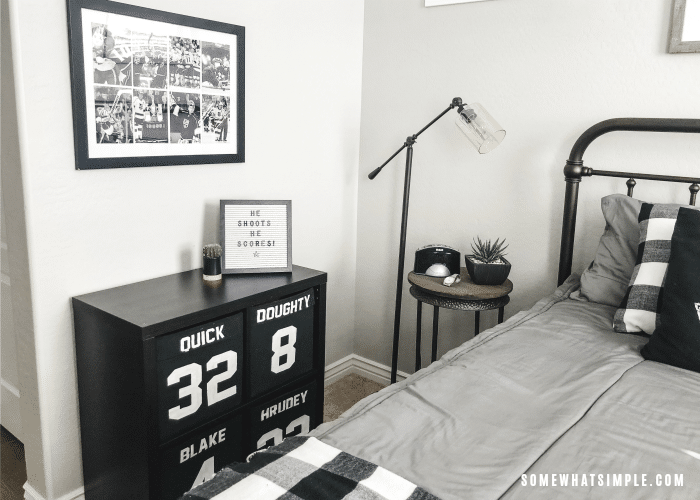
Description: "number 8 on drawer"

(248, 288), (315, 397)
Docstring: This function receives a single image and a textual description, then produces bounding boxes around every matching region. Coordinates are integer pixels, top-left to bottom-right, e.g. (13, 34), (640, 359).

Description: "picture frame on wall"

(425, 0), (492, 6)
(669, 0), (700, 53)
(66, 0), (245, 169)
(220, 200), (293, 274)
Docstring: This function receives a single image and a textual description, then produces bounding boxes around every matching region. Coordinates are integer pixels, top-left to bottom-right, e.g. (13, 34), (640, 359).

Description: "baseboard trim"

(24, 482), (84, 500)
(324, 354), (410, 387)
(1, 383), (23, 440)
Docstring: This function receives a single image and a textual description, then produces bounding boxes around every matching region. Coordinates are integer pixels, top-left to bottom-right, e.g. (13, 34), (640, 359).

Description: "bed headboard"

(558, 118), (700, 286)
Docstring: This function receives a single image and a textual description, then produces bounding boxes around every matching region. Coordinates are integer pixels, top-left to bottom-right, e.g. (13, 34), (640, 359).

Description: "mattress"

(310, 276), (700, 499)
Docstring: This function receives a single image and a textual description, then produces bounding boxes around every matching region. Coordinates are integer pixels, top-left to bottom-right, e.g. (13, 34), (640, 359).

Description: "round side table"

(404, 267), (512, 374)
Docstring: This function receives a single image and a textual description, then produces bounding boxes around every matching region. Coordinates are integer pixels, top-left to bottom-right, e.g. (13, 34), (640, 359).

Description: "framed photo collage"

(67, 0), (245, 169)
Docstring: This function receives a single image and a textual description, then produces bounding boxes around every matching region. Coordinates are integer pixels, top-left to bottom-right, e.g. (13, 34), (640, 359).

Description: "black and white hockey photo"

(168, 92), (201, 143)
(91, 23), (132, 87)
(201, 42), (231, 90)
(169, 37), (201, 89)
(132, 32), (168, 89)
(132, 89), (168, 143)
(94, 86), (133, 144)
(200, 95), (230, 143)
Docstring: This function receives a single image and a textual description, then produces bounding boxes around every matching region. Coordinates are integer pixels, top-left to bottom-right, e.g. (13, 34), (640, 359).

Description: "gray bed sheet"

(311, 276), (700, 499)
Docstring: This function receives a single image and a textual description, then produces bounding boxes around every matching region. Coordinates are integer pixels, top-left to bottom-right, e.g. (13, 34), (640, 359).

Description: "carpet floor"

(1, 426), (26, 500)
(323, 373), (385, 423)
(0, 373), (384, 499)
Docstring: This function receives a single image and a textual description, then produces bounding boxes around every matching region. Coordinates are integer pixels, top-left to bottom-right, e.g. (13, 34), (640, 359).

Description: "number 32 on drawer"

(248, 288), (315, 397)
(156, 313), (244, 441)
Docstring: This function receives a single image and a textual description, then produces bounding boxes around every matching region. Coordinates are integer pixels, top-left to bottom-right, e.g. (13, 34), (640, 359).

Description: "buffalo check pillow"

(613, 202), (700, 335)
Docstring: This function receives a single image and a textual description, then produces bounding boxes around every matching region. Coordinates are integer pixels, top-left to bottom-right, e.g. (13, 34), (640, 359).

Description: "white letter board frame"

(220, 200), (292, 274)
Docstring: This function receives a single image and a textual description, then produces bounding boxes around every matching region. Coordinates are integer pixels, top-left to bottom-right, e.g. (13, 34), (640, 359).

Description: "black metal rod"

(377, 99), (463, 384)
(368, 143), (407, 180)
(390, 144), (414, 384)
(587, 169), (700, 184)
(368, 100), (460, 181)
(568, 118), (700, 164)
(415, 301), (422, 372)
(558, 178), (581, 286)
(431, 306), (439, 363)
(413, 105), (455, 142)
(474, 310), (480, 335)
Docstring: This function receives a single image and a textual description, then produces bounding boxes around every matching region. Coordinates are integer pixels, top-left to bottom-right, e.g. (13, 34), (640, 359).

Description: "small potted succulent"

(465, 237), (511, 285)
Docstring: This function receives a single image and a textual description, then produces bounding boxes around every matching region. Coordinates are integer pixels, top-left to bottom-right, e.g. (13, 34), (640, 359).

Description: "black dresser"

(72, 265), (327, 499)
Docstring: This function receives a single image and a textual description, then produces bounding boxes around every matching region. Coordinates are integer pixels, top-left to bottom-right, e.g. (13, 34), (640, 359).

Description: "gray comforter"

(311, 276), (700, 499)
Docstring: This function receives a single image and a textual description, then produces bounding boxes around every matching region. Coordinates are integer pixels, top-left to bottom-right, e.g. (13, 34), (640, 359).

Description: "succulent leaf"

(470, 237), (508, 263)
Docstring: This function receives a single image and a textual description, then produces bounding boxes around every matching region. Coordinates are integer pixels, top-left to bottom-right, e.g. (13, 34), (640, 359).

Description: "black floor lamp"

(368, 97), (505, 384)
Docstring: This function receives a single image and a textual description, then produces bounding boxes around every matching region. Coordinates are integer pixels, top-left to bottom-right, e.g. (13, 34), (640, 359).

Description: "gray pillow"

(575, 194), (644, 307)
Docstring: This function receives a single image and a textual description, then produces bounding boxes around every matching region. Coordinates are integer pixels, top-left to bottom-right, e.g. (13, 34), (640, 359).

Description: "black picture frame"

(66, 0), (245, 170)
(220, 200), (293, 274)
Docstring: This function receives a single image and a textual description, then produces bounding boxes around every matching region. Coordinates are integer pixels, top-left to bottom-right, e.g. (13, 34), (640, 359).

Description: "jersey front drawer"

(157, 414), (243, 500)
(247, 288), (315, 398)
(248, 379), (318, 453)
(156, 313), (244, 442)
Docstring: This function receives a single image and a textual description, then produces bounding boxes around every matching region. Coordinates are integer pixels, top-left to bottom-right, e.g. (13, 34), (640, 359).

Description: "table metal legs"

(415, 302), (422, 371)
(415, 303), (439, 371)
(412, 302), (508, 374)
(431, 306), (439, 363)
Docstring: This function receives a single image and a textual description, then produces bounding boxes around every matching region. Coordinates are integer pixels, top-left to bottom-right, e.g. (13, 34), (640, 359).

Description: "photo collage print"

(92, 23), (231, 145)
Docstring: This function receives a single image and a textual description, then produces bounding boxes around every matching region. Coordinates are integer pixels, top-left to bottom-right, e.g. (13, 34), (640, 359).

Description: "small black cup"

(203, 255), (222, 281)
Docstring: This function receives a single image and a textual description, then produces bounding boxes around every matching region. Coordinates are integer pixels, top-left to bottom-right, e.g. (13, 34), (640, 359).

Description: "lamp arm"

(368, 97), (464, 180)
(368, 143), (407, 180)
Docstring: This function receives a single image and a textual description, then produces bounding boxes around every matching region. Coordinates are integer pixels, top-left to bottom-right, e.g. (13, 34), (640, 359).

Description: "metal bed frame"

(558, 118), (700, 286)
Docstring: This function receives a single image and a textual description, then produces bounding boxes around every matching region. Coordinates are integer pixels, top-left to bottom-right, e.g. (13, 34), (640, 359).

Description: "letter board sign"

(220, 200), (293, 274)
(248, 289), (315, 398)
(158, 414), (242, 500)
(156, 313), (243, 441)
(249, 380), (317, 452)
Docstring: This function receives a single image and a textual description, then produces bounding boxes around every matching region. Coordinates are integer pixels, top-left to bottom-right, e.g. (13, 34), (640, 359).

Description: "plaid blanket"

(181, 436), (441, 500)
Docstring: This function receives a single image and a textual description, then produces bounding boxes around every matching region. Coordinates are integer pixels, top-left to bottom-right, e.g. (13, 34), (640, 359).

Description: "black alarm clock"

(414, 245), (461, 277)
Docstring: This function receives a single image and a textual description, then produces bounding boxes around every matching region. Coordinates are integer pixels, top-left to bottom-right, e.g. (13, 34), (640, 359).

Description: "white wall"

(354, 0), (700, 371)
(1, 0), (25, 442)
(5, 0), (364, 498)
(1, 195), (24, 441)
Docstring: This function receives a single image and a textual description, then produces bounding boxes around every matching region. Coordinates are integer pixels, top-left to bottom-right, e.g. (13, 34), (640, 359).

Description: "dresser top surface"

(73, 265), (327, 333)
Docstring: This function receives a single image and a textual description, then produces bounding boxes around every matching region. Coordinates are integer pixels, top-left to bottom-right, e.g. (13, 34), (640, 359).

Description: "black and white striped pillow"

(613, 203), (692, 335)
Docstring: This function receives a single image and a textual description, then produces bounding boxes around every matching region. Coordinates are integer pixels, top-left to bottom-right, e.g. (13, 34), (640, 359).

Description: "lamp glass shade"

(455, 102), (506, 154)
